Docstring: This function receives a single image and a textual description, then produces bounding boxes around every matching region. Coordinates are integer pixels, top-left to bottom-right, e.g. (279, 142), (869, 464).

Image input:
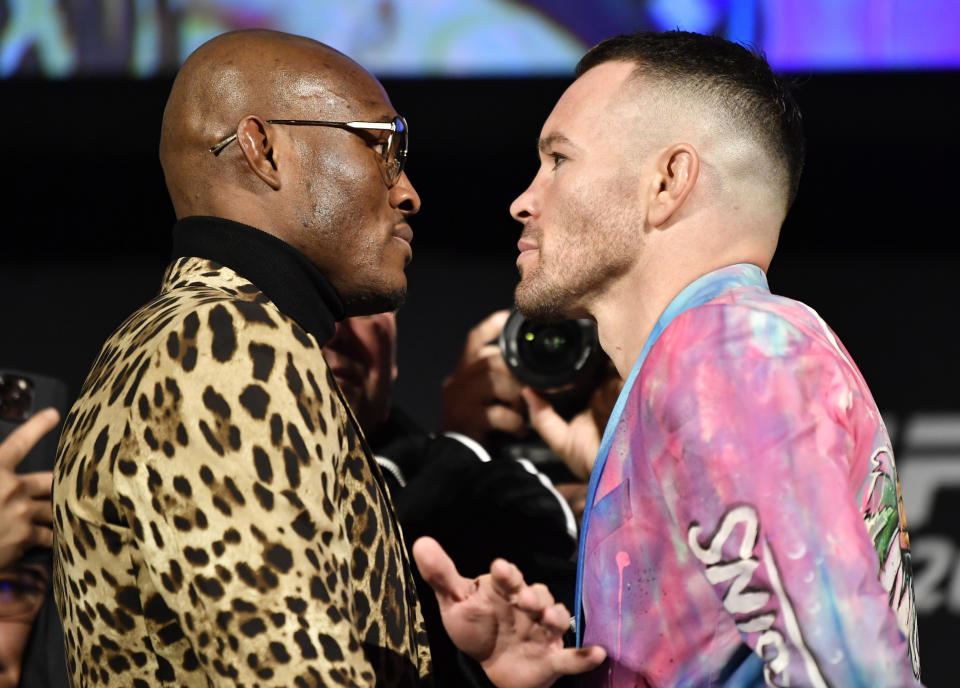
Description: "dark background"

(2, 72), (958, 684)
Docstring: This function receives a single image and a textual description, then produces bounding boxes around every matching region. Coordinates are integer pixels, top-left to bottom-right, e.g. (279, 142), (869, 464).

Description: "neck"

(590, 258), (689, 378)
(591, 246), (768, 379)
(591, 205), (779, 377)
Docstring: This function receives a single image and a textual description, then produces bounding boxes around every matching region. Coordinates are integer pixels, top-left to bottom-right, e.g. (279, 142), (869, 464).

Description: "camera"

(0, 373), (34, 422)
(0, 369), (68, 474)
(498, 309), (604, 418)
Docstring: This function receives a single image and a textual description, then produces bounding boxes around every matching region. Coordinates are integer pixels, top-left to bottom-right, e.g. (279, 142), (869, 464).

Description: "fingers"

(412, 537), (474, 606)
(539, 602), (572, 633)
(446, 345), (524, 405)
(515, 584), (571, 634)
(30, 497), (54, 525)
(549, 645), (607, 677)
(480, 350), (525, 406)
(441, 348), (527, 440)
(515, 582), (553, 614)
(489, 557), (525, 600)
(19, 471), (53, 499)
(0, 407), (61, 469)
(522, 388), (571, 452)
(29, 524), (54, 550)
(461, 310), (511, 363)
(484, 404), (527, 437)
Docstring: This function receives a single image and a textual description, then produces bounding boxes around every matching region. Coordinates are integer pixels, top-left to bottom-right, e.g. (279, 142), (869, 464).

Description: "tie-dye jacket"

(575, 264), (921, 687)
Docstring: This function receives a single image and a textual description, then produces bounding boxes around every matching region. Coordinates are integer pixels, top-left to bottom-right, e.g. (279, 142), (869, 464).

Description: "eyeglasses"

(0, 565), (48, 620)
(209, 115), (409, 187)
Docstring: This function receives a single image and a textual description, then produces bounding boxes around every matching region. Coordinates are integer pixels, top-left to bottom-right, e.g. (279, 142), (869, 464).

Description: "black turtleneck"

(171, 216), (345, 345)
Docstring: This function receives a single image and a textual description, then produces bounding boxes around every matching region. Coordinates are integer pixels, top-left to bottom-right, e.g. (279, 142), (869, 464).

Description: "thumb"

(461, 310), (512, 363)
(549, 645), (608, 677)
(522, 388), (571, 455)
(412, 537), (473, 607)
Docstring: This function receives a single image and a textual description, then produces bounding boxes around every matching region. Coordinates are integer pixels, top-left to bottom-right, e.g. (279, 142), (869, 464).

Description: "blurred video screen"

(2, 0), (958, 78)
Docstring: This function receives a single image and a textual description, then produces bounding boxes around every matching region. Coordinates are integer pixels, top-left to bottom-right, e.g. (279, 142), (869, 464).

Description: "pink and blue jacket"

(575, 264), (921, 687)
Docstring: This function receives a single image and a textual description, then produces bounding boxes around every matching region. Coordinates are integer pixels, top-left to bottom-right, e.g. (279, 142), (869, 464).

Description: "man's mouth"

(517, 227), (540, 268)
(517, 238), (538, 253)
(392, 222), (413, 245)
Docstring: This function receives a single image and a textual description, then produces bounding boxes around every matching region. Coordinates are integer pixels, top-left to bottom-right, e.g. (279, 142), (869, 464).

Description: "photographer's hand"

(413, 536), (606, 688)
(523, 365), (622, 481)
(441, 310), (527, 445)
(0, 407), (59, 569)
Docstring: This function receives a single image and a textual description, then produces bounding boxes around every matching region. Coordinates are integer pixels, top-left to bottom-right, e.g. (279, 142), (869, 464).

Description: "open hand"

(0, 407), (59, 569)
(413, 536), (605, 688)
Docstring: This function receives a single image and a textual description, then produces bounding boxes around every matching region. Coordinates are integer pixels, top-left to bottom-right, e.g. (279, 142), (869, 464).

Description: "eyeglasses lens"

(387, 117), (407, 184)
(0, 570), (46, 618)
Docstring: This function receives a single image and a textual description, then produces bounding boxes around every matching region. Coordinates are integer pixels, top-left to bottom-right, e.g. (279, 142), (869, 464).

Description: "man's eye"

(371, 141), (387, 155)
(550, 152), (567, 170)
(0, 579), (33, 600)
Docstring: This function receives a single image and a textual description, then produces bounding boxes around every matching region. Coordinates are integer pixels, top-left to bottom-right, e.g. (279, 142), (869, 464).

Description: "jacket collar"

(171, 216), (345, 345)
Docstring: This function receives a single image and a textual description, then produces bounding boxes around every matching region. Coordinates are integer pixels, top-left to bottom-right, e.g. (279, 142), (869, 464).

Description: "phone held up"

(0, 370), (69, 474)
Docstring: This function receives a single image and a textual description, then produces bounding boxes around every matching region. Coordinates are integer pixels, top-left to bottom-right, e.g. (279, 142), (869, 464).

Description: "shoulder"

(66, 260), (339, 474)
(649, 288), (843, 373)
(633, 289), (858, 426)
(111, 260), (325, 383)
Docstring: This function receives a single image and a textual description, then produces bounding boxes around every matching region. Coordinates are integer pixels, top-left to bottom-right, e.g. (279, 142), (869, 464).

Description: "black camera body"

(497, 309), (604, 419)
(0, 369), (68, 474)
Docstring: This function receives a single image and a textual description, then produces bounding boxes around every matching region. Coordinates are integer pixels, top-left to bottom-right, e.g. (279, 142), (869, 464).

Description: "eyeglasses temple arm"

(209, 134), (237, 155)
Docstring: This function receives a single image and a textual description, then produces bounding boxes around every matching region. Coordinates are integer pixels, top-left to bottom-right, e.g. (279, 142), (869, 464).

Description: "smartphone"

(0, 370), (69, 473)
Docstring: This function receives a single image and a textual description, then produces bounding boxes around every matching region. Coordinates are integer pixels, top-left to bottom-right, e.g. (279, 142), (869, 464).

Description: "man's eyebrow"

(538, 133), (578, 152)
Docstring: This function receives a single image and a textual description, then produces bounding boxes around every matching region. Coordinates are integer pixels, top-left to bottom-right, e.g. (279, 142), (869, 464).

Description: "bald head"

(159, 29), (383, 219)
(157, 30), (421, 316)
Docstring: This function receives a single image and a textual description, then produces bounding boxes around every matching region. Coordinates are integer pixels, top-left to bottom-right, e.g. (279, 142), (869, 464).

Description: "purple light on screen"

(762, 0), (960, 70)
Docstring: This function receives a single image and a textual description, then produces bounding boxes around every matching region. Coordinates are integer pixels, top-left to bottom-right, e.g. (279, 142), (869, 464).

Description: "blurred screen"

(1, 0), (958, 78)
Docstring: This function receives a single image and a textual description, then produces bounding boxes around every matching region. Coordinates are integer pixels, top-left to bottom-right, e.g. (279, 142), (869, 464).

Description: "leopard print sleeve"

(54, 286), (431, 687)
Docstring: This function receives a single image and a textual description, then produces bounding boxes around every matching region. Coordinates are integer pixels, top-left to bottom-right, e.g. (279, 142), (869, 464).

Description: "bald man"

(52, 30), (431, 687)
(416, 31), (923, 687)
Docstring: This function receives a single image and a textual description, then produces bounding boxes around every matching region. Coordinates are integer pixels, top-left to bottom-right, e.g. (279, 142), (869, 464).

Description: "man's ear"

(236, 115), (282, 190)
(646, 143), (699, 227)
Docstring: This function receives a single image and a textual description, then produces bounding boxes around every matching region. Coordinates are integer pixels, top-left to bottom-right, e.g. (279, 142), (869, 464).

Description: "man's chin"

(341, 287), (406, 317)
(514, 283), (571, 324)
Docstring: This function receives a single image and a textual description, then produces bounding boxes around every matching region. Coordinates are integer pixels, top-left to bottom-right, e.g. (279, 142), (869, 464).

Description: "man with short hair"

(53, 29), (433, 687)
(418, 31), (922, 687)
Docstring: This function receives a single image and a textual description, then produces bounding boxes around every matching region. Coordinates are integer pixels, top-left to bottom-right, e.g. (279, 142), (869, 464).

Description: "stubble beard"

(299, 162), (407, 317)
(339, 223), (408, 316)
(341, 285), (406, 317)
(515, 256), (579, 323)
(514, 185), (641, 323)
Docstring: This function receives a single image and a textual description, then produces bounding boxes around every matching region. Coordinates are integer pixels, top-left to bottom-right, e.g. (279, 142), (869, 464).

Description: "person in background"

(324, 310), (606, 687)
(0, 407), (67, 688)
(0, 408), (57, 572)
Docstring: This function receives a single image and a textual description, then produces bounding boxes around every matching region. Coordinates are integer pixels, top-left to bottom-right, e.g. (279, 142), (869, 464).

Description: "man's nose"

(390, 171), (421, 215)
(509, 181), (539, 223)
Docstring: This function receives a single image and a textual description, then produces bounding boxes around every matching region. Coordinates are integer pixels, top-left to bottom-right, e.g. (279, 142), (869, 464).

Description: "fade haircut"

(576, 31), (805, 210)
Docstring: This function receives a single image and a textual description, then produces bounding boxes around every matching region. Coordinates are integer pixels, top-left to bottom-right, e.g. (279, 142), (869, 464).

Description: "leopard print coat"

(53, 256), (432, 687)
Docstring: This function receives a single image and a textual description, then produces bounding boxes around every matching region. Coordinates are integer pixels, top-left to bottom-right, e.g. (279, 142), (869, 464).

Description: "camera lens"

(499, 310), (600, 391)
(516, 322), (582, 377)
(0, 375), (34, 422)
